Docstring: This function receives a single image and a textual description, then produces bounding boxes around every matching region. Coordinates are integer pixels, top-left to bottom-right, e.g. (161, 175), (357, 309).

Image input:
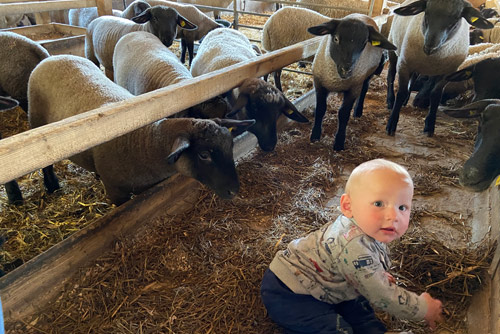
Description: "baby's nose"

(385, 206), (397, 221)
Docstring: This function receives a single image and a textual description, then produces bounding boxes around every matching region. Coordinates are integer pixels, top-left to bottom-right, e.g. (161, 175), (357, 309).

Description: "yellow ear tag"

(469, 110), (476, 116)
(286, 109), (294, 115)
(471, 17), (479, 22)
(180, 20), (186, 27)
(228, 127), (235, 132)
(480, 35), (484, 39)
(465, 70), (472, 76)
(371, 40), (381, 46)
(495, 176), (500, 187)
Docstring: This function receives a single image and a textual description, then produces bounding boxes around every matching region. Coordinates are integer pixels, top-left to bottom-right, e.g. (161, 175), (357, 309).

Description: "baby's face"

(341, 169), (413, 243)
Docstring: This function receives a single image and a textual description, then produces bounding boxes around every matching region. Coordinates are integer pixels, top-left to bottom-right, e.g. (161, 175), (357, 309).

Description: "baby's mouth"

(381, 227), (396, 233)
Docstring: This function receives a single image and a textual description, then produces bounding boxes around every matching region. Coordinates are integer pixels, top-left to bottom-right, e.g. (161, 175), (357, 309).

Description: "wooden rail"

(0, 0), (112, 18)
(0, 37), (321, 185)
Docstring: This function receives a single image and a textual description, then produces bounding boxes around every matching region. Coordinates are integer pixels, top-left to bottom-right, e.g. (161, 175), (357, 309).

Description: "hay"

(2, 14), (496, 334)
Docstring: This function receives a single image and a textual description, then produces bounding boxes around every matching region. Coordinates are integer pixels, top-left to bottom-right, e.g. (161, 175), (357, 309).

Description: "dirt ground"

(3, 65), (493, 333)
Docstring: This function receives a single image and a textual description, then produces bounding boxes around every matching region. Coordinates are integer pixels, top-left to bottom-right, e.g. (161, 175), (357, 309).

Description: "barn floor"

(3, 70), (495, 333)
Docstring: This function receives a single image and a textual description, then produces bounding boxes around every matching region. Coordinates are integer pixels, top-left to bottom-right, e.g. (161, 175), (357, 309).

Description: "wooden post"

(370, 0), (386, 16)
(96, 0), (112, 16)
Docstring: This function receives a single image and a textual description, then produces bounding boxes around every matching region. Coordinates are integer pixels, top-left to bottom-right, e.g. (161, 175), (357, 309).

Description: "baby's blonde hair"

(345, 158), (413, 195)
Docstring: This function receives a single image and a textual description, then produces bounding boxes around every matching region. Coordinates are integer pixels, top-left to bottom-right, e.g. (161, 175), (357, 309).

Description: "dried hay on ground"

(4, 70), (496, 333)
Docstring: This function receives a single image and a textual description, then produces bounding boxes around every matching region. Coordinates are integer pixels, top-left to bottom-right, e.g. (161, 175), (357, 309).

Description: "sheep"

(85, 5), (197, 79)
(385, 0), (493, 137)
(122, 0), (223, 65)
(478, 3), (499, 18)
(295, 0), (369, 19)
(470, 23), (500, 44)
(27, 55), (255, 205)
(0, 96), (23, 204)
(442, 99), (500, 191)
(190, 28), (309, 151)
(307, 14), (396, 151)
(261, 7), (330, 91)
(68, 7), (124, 28)
(0, 31), (50, 112)
(178, 0), (233, 19)
(0, 14), (34, 29)
(113, 31), (230, 118)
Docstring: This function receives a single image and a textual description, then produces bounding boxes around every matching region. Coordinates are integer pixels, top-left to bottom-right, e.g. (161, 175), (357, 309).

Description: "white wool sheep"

(0, 31), (50, 112)
(308, 13), (396, 151)
(113, 31), (229, 118)
(190, 28), (309, 151)
(28, 55), (254, 205)
(178, 0), (233, 19)
(386, 0), (493, 136)
(68, 7), (124, 28)
(85, 5), (197, 79)
(261, 7), (330, 91)
(122, 0), (223, 65)
(295, 0), (369, 18)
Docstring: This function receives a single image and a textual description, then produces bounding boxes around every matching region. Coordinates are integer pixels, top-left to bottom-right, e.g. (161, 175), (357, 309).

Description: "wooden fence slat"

(0, 0), (96, 15)
(0, 37), (321, 185)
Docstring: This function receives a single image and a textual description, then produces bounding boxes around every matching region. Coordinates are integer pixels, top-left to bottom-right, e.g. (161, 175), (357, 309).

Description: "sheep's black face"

(422, 0), (463, 55)
(472, 58), (500, 101)
(329, 20), (368, 79)
(149, 6), (179, 47)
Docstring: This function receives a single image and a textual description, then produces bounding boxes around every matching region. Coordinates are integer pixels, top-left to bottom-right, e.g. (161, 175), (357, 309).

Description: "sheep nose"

(338, 66), (352, 79)
(423, 45), (437, 55)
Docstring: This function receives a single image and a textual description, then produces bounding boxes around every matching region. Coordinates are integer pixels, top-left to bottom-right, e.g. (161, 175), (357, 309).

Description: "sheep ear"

(131, 7), (152, 23)
(226, 93), (249, 117)
(307, 20), (340, 36)
(132, 1), (150, 16)
(367, 26), (397, 50)
(167, 136), (190, 164)
(442, 99), (500, 118)
(462, 7), (494, 29)
(393, 0), (426, 16)
(177, 14), (197, 30)
(281, 97), (309, 123)
(445, 65), (475, 82)
(0, 96), (18, 111)
(213, 118), (256, 137)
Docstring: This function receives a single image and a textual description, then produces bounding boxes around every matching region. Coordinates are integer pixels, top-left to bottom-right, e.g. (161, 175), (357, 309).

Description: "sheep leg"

(403, 72), (418, 107)
(42, 165), (60, 194)
(386, 71), (410, 136)
(386, 50), (398, 110)
(353, 75), (371, 118)
(334, 91), (356, 151)
(310, 84), (329, 143)
(0, 132), (22, 204)
(187, 41), (195, 66)
(423, 75), (445, 136)
(273, 69), (283, 92)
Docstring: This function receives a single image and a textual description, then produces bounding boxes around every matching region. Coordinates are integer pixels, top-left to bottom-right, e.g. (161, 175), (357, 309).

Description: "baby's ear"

(340, 194), (353, 217)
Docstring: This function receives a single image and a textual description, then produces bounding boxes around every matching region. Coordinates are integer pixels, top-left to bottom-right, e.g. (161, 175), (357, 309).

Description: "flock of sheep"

(1, 0), (499, 210)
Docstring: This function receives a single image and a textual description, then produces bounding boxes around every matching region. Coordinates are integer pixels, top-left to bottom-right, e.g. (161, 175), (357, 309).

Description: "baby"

(261, 158), (443, 333)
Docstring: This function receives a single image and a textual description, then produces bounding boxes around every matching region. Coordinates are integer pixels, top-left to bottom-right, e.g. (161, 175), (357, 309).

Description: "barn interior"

(0, 0), (499, 333)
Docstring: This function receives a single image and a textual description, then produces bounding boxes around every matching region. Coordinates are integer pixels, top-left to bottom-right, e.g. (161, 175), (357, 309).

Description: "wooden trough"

(3, 23), (86, 56)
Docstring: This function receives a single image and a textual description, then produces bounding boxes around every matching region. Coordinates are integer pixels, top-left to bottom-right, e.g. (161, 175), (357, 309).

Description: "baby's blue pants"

(260, 269), (387, 334)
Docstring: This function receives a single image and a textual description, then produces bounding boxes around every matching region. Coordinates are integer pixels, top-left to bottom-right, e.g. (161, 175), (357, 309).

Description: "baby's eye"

(373, 201), (383, 207)
(399, 205), (408, 211)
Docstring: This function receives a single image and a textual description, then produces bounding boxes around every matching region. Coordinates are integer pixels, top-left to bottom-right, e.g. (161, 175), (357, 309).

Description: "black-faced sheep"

(85, 5), (197, 79)
(27, 55), (255, 205)
(0, 31), (50, 112)
(307, 14), (396, 151)
(0, 96), (23, 204)
(122, 0), (223, 65)
(190, 28), (309, 152)
(443, 99), (500, 191)
(386, 0), (493, 137)
(113, 31), (230, 118)
(261, 7), (330, 91)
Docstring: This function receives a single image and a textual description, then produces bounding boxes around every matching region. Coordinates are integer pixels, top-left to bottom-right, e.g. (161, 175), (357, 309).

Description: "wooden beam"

(0, 37), (321, 184)
(370, 0), (386, 16)
(0, 0), (96, 16)
(95, 0), (112, 16)
(0, 90), (315, 323)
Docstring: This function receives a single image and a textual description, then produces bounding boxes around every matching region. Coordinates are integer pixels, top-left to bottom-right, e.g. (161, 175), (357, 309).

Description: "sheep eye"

(198, 151), (212, 161)
(333, 35), (340, 44)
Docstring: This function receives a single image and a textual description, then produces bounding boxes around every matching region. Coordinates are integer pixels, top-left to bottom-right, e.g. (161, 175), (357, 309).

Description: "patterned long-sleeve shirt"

(269, 214), (427, 321)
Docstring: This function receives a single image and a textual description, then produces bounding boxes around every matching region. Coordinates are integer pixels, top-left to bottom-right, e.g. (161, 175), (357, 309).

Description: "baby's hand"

(385, 272), (396, 284)
(421, 292), (443, 330)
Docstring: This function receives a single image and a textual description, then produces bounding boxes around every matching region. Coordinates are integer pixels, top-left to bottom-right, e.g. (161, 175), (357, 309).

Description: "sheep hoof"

(333, 142), (345, 151)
